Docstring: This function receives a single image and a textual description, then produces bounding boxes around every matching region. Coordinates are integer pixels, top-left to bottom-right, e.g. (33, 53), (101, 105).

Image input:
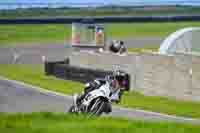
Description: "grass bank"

(128, 47), (158, 53)
(0, 65), (83, 94)
(1, 22), (200, 46)
(0, 112), (199, 133)
(0, 24), (71, 46)
(0, 64), (200, 119)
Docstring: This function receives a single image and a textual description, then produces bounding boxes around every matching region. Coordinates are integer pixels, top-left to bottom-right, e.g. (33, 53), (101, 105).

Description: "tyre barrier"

(44, 58), (70, 75)
(44, 60), (130, 91)
(54, 64), (113, 83)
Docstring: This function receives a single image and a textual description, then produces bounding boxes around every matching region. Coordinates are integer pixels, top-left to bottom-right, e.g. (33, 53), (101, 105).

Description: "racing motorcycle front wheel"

(68, 105), (75, 113)
(88, 97), (106, 116)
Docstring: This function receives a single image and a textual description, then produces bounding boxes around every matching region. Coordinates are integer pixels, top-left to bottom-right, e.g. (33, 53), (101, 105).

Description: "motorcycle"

(68, 68), (130, 116)
(68, 77), (113, 116)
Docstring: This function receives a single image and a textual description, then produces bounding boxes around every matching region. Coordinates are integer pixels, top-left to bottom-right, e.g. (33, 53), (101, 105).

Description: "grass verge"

(0, 64), (83, 94)
(1, 22), (200, 46)
(0, 24), (71, 46)
(0, 112), (199, 133)
(128, 47), (158, 53)
(106, 22), (200, 38)
(0, 64), (200, 119)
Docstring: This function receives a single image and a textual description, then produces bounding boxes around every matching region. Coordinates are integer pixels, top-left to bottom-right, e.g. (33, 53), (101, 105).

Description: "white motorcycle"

(68, 69), (129, 116)
(68, 78), (113, 116)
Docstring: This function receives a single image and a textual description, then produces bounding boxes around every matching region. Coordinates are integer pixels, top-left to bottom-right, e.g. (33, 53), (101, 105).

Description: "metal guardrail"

(44, 60), (130, 90)
(1, 16), (200, 24)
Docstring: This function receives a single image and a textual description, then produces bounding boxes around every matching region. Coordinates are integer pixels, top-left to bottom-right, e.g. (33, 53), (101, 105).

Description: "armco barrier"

(56, 64), (112, 82)
(44, 62), (130, 90)
(44, 58), (69, 75)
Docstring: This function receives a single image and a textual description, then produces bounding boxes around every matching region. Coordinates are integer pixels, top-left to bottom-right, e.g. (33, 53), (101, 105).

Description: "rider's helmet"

(113, 70), (128, 89)
(118, 40), (124, 46)
(109, 40), (121, 53)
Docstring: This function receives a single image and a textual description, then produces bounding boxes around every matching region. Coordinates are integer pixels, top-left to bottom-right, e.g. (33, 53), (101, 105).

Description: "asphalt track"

(0, 37), (163, 64)
(0, 76), (200, 124)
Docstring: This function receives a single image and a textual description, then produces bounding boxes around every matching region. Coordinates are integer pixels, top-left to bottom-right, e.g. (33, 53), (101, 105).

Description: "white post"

(71, 23), (81, 46)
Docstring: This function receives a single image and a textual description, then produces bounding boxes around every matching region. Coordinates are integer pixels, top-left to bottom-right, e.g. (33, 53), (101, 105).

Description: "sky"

(0, 0), (200, 8)
(1, 0), (200, 3)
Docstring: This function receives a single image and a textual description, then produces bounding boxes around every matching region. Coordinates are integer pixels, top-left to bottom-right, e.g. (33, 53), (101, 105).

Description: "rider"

(109, 40), (127, 54)
(75, 70), (128, 104)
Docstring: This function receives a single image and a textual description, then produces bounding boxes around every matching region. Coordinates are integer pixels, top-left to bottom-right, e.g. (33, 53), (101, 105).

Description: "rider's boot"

(76, 94), (85, 105)
(74, 92), (86, 106)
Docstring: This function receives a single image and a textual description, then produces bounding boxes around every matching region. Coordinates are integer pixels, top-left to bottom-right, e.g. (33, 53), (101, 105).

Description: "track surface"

(0, 77), (200, 124)
(0, 38), (163, 64)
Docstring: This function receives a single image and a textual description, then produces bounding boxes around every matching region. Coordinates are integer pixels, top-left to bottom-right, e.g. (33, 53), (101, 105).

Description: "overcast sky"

(0, 0), (199, 8)
(1, 0), (200, 3)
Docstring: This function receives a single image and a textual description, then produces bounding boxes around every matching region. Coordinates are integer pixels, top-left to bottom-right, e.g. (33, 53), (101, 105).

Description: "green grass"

(0, 64), (200, 119)
(128, 47), (159, 53)
(1, 22), (200, 46)
(106, 22), (200, 38)
(0, 112), (199, 133)
(0, 65), (83, 94)
(120, 92), (200, 119)
(0, 24), (71, 46)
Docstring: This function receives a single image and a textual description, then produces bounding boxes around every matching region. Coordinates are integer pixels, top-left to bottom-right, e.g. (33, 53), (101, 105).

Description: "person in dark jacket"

(109, 40), (127, 54)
